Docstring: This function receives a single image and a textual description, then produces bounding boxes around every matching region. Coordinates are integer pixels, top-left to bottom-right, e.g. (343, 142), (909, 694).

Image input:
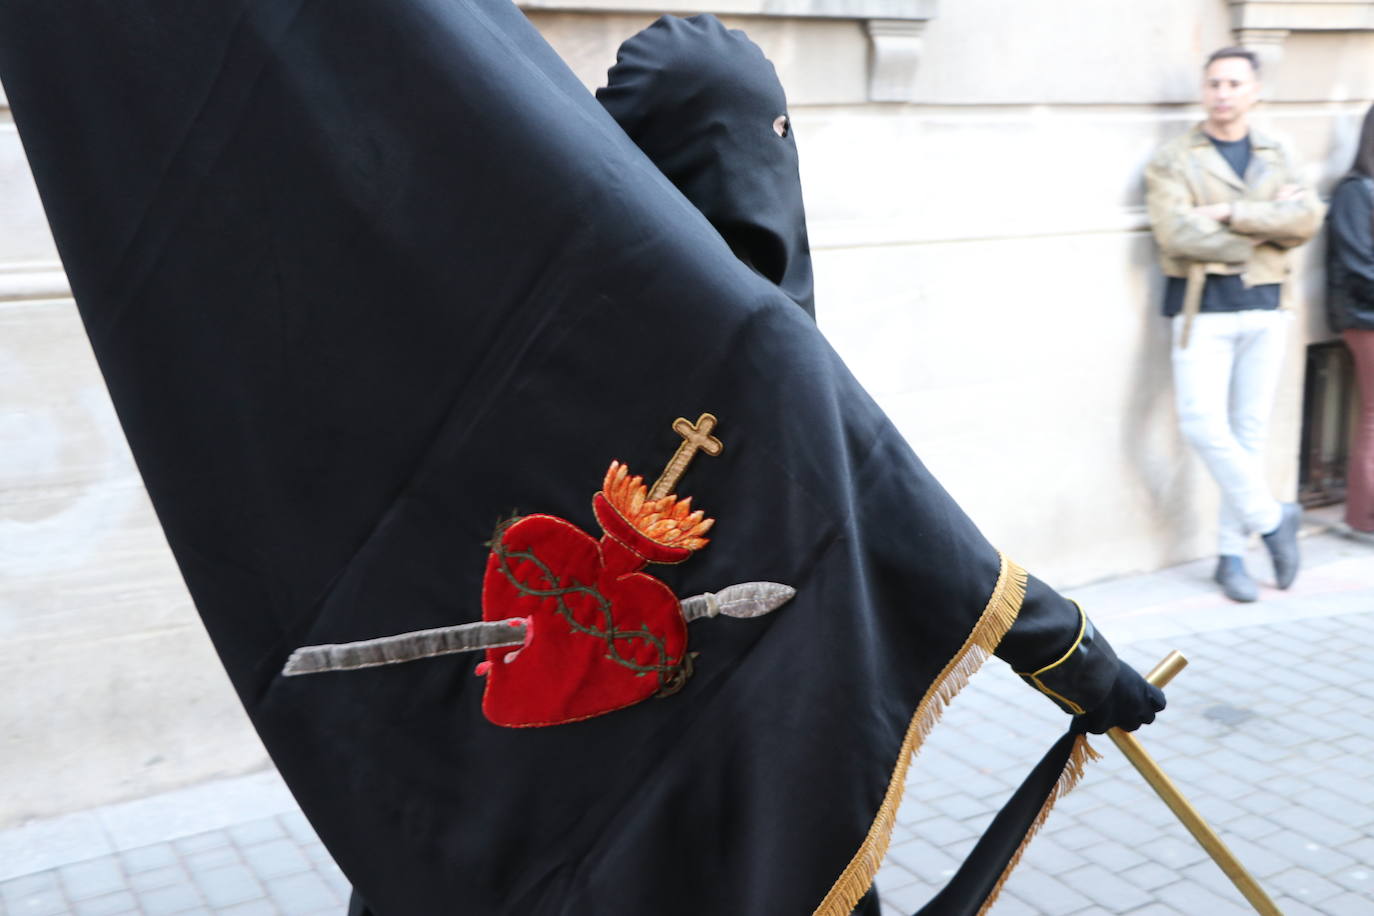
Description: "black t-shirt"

(1211, 133), (1251, 180)
(1161, 133), (1280, 317)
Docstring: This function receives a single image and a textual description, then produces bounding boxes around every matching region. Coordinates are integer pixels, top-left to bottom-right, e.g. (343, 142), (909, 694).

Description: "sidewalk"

(0, 775), (347, 915)
(876, 515), (1374, 915)
(3, 522), (1371, 915)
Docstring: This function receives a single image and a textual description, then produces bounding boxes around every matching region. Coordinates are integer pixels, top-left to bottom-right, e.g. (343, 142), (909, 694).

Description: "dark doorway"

(1299, 341), (1356, 507)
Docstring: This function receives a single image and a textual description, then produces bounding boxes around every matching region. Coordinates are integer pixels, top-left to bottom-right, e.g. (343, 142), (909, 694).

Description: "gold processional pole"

(1108, 651), (1282, 916)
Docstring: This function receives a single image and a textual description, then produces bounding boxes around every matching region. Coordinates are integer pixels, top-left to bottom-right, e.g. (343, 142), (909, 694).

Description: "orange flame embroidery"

(602, 460), (715, 551)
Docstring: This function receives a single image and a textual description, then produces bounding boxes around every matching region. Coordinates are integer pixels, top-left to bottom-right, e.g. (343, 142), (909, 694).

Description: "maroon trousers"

(1346, 329), (1374, 532)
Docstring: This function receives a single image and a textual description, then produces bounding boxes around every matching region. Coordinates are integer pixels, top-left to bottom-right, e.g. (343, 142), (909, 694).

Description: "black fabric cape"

(1, 2), (1087, 912)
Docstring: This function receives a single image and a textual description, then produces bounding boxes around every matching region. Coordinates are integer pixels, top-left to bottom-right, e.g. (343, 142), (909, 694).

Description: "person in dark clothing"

(593, 16), (1164, 915)
(1, 5), (1161, 914)
(1326, 104), (1374, 533)
(595, 14), (1161, 733)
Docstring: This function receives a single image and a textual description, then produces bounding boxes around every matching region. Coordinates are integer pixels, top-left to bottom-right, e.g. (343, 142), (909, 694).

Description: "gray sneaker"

(1214, 555), (1258, 602)
(1261, 502), (1301, 589)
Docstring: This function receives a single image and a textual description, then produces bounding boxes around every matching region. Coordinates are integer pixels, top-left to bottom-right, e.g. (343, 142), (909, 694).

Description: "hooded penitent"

(1, 3), (1122, 913)
(596, 15), (816, 319)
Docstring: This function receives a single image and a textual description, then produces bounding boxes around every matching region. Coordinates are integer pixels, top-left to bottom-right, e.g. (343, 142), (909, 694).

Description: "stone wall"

(1, 83), (268, 829)
(2, 0), (1371, 825)
(0, 80), (67, 300)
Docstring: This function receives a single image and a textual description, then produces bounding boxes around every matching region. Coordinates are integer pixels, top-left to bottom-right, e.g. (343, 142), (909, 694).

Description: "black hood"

(597, 15), (816, 318)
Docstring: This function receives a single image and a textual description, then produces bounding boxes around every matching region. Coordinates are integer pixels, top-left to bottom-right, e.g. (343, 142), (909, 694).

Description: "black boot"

(1214, 555), (1258, 602)
(1261, 502), (1301, 589)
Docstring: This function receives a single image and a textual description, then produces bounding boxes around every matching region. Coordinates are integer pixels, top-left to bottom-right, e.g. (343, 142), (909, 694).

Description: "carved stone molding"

(0, 263), (70, 302)
(1235, 27), (1291, 76)
(865, 19), (926, 102)
(520, 0), (938, 20)
(1229, 1), (1374, 32)
(520, 0), (941, 104)
(1228, 2), (1374, 77)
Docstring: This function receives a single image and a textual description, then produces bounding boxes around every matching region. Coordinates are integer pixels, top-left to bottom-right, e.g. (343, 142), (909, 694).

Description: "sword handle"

(1108, 652), (1282, 916)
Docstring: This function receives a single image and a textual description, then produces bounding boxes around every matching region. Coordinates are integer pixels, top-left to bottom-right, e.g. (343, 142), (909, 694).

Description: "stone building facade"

(2, 0), (1371, 823)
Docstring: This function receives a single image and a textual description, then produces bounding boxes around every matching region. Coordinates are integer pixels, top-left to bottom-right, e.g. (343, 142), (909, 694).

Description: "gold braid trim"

(811, 553), (1027, 916)
(1017, 599), (1089, 714)
(975, 735), (1102, 916)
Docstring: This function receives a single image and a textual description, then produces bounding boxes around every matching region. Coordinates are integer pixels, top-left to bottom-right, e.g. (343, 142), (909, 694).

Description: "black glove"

(1072, 663), (1165, 734)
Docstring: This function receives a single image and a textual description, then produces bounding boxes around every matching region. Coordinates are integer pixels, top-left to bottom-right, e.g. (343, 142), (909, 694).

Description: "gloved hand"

(1072, 663), (1165, 734)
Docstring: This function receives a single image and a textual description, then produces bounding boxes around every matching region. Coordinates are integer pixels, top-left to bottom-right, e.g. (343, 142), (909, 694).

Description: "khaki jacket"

(1145, 125), (1323, 343)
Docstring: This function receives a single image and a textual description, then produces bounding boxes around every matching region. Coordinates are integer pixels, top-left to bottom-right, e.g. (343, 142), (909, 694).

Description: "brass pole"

(1108, 651), (1282, 916)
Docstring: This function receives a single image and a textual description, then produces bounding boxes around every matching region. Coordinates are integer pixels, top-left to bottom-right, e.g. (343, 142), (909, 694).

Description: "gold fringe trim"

(811, 554), (1028, 916)
(975, 735), (1102, 916)
(1017, 600), (1089, 715)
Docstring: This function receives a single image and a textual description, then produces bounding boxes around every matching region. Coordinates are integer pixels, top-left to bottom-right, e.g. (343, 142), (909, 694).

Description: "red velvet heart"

(480, 513), (688, 727)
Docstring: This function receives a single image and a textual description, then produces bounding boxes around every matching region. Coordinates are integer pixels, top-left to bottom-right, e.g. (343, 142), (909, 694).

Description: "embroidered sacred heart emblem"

(476, 416), (721, 727)
(281, 414), (794, 728)
(479, 510), (691, 727)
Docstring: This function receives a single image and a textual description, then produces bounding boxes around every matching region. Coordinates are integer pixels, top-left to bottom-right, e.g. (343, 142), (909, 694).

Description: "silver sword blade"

(282, 619), (527, 676)
(281, 581), (797, 677)
(680, 581), (796, 622)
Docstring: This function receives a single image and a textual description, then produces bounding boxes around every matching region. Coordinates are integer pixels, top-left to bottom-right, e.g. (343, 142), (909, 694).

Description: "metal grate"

(1299, 341), (1355, 507)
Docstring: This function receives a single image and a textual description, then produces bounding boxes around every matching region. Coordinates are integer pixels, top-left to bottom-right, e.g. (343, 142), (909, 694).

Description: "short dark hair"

(1206, 46), (1260, 75)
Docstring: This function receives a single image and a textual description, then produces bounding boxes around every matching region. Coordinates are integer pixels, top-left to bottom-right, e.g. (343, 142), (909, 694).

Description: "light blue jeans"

(1172, 310), (1288, 555)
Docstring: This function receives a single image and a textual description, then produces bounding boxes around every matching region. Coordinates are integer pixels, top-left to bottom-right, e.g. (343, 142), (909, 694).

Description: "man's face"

(1202, 56), (1260, 127)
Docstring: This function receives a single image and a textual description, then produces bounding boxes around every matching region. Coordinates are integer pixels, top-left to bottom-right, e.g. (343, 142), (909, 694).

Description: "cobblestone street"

(876, 524), (1374, 914)
(1, 810), (350, 916)
(3, 528), (1371, 915)
(878, 616), (1374, 914)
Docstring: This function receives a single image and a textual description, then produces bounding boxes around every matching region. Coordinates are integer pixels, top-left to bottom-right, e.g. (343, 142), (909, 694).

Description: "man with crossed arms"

(1145, 46), (1323, 602)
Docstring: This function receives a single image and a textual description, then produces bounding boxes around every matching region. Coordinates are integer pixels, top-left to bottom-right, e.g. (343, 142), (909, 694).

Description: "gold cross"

(648, 413), (723, 499)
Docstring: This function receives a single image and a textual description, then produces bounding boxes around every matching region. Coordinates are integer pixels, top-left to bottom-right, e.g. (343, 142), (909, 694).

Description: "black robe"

(0, 3), (1118, 913)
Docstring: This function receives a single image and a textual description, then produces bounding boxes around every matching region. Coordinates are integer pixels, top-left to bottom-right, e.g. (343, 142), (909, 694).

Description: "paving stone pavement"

(875, 527), (1374, 916)
(874, 611), (1374, 915)
(2, 528), (1371, 915)
(0, 810), (350, 916)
